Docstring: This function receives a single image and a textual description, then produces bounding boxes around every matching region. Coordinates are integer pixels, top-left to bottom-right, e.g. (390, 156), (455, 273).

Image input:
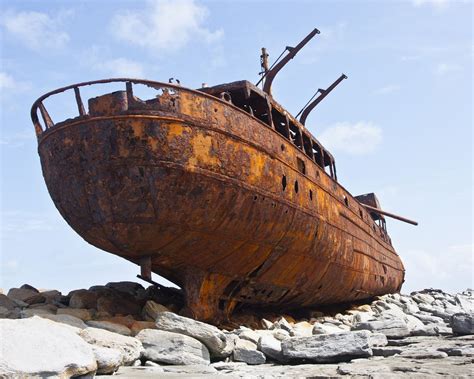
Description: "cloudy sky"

(0, 0), (472, 294)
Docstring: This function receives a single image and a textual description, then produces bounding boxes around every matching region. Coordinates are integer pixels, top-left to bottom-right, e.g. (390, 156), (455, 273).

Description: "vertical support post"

(140, 256), (152, 281)
(74, 87), (86, 116)
(297, 127), (304, 150)
(266, 98), (274, 128)
(260, 47), (269, 91)
(126, 81), (134, 106)
(38, 102), (54, 129)
(284, 115), (290, 138)
(31, 108), (44, 137)
(319, 147), (325, 168)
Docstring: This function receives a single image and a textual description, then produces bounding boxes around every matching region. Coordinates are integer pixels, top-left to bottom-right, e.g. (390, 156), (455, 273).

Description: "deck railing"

(30, 78), (194, 138)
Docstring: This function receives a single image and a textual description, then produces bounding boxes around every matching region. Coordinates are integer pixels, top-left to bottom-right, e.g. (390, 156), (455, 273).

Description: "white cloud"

(0, 211), (58, 234)
(402, 244), (473, 293)
(412, 0), (470, 10)
(373, 84), (401, 95)
(0, 72), (31, 93)
(94, 57), (145, 78)
(318, 121), (383, 155)
(1, 10), (71, 50)
(435, 62), (462, 75)
(80, 46), (146, 77)
(0, 128), (35, 147)
(0, 72), (16, 89)
(412, 0), (450, 9)
(400, 55), (421, 62)
(111, 0), (223, 52)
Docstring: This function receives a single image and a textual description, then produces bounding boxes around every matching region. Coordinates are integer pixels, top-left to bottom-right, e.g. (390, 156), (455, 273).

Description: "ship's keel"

(181, 267), (236, 324)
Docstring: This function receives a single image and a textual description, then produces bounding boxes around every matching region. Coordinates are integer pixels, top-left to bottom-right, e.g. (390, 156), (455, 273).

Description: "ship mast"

(260, 47), (270, 85)
(256, 28), (320, 96)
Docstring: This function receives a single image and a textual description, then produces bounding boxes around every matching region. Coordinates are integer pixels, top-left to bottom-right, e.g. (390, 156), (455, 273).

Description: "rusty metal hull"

(35, 80), (404, 322)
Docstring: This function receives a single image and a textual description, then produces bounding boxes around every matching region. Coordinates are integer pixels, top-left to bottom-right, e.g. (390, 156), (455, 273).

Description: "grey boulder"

(233, 338), (266, 365)
(142, 300), (169, 321)
(91, 345), (123, 374)
(451, 313), (474, 335)
(86, 320), (132, 336)
(69, 289), (98, 309)
(136, 329), (210, 365)
(257, 334), (284, 362)
(80, 327), (143, 365)
(0, 316), (96, 377)
(6, 287), (38, 302)
(352, 316), (410, 338)
(281, 330), (373, 363)
(39, 314), (87, 329)
(155, 311), (231, 357)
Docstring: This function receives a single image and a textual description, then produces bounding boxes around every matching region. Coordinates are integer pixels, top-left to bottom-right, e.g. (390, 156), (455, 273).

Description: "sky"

(0, 0), (472, 295)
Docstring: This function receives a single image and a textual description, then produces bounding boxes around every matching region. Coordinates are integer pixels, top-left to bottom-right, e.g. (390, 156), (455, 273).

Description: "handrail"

(30, 78), (206, 137)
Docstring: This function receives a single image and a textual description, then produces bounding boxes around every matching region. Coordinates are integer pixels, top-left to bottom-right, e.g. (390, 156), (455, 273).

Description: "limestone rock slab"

(155, 311), (231, 357)
(136, 329), (210, 365)
(281, 330), (373, 363)
(0, 316), (96, 377)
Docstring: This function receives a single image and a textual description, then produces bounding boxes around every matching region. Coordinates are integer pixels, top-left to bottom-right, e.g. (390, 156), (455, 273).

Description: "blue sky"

(0, 0), (472, 294)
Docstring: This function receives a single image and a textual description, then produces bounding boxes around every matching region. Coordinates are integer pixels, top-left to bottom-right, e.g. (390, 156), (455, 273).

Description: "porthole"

(281, 144), (285, 151)
(309, 189), (313, 201)
(343, 195), (349, 207)
(294, 180), (299, 193)
(282, 175), (287, 191)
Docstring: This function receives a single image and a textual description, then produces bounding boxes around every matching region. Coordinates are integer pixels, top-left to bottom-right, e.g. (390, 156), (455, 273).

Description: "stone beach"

(0, 282), (472, 377)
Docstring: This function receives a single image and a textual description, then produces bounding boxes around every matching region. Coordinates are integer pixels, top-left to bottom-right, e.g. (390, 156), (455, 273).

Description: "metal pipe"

(299, 73), (347, 126)
(263, 28), (320, 95)
(361, 204), (418, 226)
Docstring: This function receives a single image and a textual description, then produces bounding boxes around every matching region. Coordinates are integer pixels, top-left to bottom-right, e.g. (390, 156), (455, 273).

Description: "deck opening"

(289, 121), (303, 149)
(302, 133), (314, 158)
(312, 143), (324, 168)
(247, 93), (271, 125)
(297, 157), (306, 174)
(272, 108), (289, 138)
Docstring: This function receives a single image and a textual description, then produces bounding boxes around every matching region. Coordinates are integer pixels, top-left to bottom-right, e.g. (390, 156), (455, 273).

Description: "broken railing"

(30, 78), (193, 138)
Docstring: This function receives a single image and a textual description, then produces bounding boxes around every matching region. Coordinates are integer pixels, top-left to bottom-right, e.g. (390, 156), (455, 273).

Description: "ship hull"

(36, 81), (404, 322)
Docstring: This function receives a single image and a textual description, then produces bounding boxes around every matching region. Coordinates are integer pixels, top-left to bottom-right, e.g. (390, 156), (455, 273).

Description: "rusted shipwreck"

(31, 29), (416, 323)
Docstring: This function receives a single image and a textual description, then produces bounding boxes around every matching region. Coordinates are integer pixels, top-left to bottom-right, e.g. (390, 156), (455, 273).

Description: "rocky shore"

(0, 282), (472, 377)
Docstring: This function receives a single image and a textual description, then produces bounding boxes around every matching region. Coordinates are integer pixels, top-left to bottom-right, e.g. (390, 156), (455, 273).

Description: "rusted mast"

(260, 47), (270, 82)
(262, 28), (320, 96)
(299, 73), (347, 126)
